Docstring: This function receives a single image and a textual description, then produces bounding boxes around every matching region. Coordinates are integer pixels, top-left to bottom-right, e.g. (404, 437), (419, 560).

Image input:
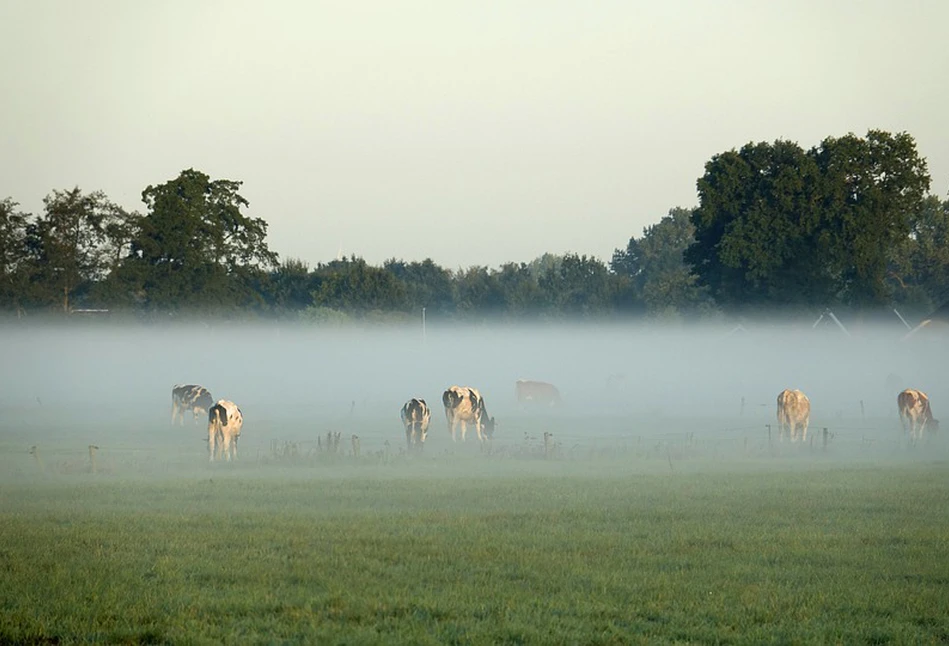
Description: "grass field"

(2, 419), (948, 645)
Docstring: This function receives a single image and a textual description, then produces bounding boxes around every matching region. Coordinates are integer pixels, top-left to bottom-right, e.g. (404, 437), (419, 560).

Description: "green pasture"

(1, 430), (947, 645)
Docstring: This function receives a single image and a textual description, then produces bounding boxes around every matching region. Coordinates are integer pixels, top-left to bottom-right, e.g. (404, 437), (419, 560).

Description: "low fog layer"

(2, 321), (943, 431)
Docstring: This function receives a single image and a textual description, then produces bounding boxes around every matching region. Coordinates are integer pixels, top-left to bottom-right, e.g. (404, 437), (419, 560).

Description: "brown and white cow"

(442, 386), (496, 443)
(897, 389), (938, 444)
(172, 384), (213, 426)
(776, 389), (810, 442)
(401, 398), (431, 452)
(515, 379), (562, 406)
(208, 399), (243, 462)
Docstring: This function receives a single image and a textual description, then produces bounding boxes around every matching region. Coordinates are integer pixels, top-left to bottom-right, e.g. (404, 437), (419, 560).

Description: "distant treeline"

(1, 130), (947, 322)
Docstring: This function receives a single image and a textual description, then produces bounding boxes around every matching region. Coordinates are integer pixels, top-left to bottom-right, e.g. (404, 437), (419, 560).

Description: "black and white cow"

(208, 399), (243, 462)
(400, 398), (432, 452)
(172, 384), (213, 425)
(442, 386), (496, 443)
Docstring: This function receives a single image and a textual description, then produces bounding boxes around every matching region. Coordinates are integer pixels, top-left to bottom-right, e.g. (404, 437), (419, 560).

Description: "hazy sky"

(2, 1), (947, 269)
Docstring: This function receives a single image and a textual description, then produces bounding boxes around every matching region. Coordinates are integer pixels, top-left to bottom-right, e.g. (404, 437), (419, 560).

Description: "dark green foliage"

(612, 207), (714, 318)
(888, 195), (949, 316)
(312, 256), (408, 314)
(24, 188), (137, 312)
(115, 169), (278, 312)
(384, 258), (455, 316)
(687, 130), (931, 312)
(0, 197), (30, 312)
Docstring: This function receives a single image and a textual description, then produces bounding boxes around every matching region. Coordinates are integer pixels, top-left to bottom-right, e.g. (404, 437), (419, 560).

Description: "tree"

(813, 130), (931, 306)
(889, 194), (949, 315)
(612, 207), (712, 318)
(0, 198), (30, 312)
(384, 258), (455, 317)
(686, 131), (931, 311)
(453, 266), (505, 319)
(24, 188), (135, 312)
(539, 253), (615, 317)
(312, 256), (407, 314)
(118, 169), (278, 310)
(260, 257), (316, 313)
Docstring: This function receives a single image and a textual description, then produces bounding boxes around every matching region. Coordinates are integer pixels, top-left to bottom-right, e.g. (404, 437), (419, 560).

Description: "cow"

(442, 386), (496, 444)
(897, 389), (938, 445)
(207, 399), (243, 462)
(515, 379), (562, 406)
(776, 389), (810, 442)
(401, 398), (431, 452)
(171, 384), (213, 426)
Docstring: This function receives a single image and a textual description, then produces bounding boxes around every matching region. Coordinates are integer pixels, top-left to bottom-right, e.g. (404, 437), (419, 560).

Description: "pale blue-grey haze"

(1, 0), (947, 269)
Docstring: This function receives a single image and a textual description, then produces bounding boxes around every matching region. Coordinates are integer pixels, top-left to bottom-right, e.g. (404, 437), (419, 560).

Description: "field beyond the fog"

(2, 323), (947, 644)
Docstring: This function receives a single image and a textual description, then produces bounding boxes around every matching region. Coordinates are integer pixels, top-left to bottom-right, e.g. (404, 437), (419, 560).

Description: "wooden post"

(88, 445), (99, 474)
(543, 432), (552, 459)
(351, 434), (360, 458)
(822, 427), (828, 450)
(383, 440), (391, 464)
(29, 445), (43, 472)
(860, 400), (865, 419)
(766, 424), (772, 447)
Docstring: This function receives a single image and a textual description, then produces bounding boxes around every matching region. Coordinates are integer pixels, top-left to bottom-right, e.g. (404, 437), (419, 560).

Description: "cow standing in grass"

(898, 389), (938, 445)
(515, 379), (562, 406)
(401, 398), (431, 452)
(442, 386), (496, 444)
(172, 384), (213, 426)
(208, 400), (243, 462)
(776, 389), (810, 442)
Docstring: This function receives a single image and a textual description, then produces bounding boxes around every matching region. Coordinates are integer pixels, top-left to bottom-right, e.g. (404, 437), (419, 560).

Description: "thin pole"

(422, 307), (427, 345)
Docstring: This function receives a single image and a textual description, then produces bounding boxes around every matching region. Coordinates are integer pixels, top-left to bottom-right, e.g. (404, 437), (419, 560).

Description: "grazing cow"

(898, 389), (938, 444)
(401, 398), (431, 452)
(208, 400), (243, 462)
(171, 384), (213, 426)
(776, 389), (811, 442)
(515, 379), (562, 406)
(442, 386), (496, 443)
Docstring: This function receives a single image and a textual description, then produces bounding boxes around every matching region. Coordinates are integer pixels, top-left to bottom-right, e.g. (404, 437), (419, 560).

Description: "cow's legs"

(800, 419), (809, 444)
(208, 430), (217, 462)
(172, 402), (180, 426)
(460, 421), (467, 442)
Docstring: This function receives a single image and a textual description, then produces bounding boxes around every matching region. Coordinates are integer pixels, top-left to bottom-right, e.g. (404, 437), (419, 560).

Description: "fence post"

(860, 400), (865, 419)
(543, 432), (553, 459)
(766, 424), (772, 447)
(351, 434), (360, 458)
(822, 427), (828, 450)
(29, 445), (43, 472)
(88, 445), (99, 474)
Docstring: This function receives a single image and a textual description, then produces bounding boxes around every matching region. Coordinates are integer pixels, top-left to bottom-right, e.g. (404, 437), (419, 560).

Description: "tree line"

(1, 130), (946, 322)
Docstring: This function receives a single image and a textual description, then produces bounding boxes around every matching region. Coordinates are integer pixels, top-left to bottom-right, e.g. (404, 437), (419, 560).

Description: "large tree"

(24, 188), (135, 312)
(813, 130), (931, 306)
(118, 169), (277, 310)
(686, 130), (930, 311)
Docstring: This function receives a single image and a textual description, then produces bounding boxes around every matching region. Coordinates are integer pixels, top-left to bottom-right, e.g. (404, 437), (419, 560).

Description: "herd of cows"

(172, 380), (939, 462)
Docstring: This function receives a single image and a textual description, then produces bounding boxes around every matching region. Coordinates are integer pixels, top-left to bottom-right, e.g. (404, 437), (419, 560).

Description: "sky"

(2, 1), (948, 270)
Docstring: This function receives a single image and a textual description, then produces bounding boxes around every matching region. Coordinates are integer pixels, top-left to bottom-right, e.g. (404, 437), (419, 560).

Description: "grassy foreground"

(1, 462), (948, 645)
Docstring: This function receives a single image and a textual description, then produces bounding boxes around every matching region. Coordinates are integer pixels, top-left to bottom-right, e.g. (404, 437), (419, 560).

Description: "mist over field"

(1, 320), (945, 474)
(3, 320), (948, 643)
